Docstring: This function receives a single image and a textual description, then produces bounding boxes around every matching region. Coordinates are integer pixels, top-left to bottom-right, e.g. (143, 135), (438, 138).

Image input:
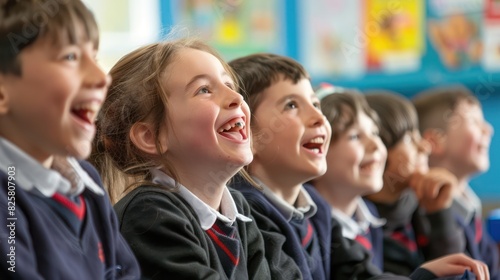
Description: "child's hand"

(410, 168), (458, 213)
(420, 253), (489, 280)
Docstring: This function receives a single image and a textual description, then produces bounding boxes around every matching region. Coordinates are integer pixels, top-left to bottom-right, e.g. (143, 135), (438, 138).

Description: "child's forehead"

(48, 20), (98, 46)
(453, 99), (483, 117)
(36, 30), (96, 50)
(264, 77), (314, 97)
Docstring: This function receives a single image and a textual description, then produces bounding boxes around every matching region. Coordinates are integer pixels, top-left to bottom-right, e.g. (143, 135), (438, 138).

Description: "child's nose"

(483, 121), (494, 137)
(83, 56), (111, 89)
(225, 88), (243, 109)
(308, 106), (326, 127)
(366, 135), (379, 151)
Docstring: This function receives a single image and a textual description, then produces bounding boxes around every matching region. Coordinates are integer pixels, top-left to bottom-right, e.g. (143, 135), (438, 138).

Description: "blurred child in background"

(365, 92), (465, 275)
(313, 85), (487, 280)
(412, 85), (499, 279)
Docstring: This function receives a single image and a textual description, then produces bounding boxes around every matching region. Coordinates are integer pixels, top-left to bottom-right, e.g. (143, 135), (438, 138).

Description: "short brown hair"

(365, 91), (418, 149)
(412, 85), (480, 133)
(320, 89), (379, 143)
(90, 38), (237, 203)
(229, 53), (309, 113)
(0, 0), (99, 76)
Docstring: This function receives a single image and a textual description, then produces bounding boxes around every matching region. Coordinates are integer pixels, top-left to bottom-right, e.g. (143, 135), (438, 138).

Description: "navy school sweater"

(114, 185), (293, 279)
(454, 212), (500, 280)
(0, 161), (140, 280)
(331, 198), (474, 280)
(229, 177), (331, 280)
(370, 191), (464, 276)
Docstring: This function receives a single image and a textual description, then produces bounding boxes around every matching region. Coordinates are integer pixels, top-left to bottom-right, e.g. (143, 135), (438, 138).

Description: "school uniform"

(371, 190), (464, 276)
(331, 196), (476, 280)
(229, 177), (330, 280)
(330, 197), (385, 272)
(0, 137), (140, 280)
(114, 169), (271, 279)
(452, 187), (500, 280)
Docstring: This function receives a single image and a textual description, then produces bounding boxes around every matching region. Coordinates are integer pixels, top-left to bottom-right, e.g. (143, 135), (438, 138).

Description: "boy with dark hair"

(229, 53), (333, 280)
(413, 85), (498, 279)
(0, 0), (140, 279)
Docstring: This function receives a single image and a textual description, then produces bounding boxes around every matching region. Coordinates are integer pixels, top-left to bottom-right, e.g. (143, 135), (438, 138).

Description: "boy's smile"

(71, 100), (102, 125)
(70, 98), (104, 137)
(302, 135), (326, 156)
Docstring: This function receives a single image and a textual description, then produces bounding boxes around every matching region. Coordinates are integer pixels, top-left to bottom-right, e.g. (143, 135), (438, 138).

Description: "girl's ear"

(129, 122), (167, 155)
(422, 128), (446, 156)
(0, 77), (10, 115)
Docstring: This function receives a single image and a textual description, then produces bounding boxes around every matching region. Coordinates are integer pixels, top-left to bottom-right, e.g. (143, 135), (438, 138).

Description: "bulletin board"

(160, 0), (500, 200)
(164, 0), (286, 61)
(295, 0), (500, 96)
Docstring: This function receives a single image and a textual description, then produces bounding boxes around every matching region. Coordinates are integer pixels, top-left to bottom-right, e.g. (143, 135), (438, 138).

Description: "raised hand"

(409, 167), (458, 213)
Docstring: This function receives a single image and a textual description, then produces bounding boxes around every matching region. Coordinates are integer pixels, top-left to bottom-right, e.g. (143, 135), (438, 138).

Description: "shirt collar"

(452, 185), (482, 223)
(0, 137), (103, 197)
(151, 169), (252, 230)
(331, 197), (386, 240)
(254, 177), (317, 222)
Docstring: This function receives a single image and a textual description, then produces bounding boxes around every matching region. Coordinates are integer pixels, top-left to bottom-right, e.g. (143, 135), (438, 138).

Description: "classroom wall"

(87, 0), (500, 204)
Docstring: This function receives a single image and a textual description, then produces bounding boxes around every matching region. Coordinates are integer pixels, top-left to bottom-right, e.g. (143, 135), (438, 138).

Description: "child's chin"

(232, 152), (253, 167)
(66, 143), (92, 160)
(315, 165), (328, 177)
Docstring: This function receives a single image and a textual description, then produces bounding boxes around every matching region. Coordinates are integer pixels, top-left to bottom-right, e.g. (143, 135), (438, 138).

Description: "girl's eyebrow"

(184, 71), (231, 90)
(185, 74), (210, 90)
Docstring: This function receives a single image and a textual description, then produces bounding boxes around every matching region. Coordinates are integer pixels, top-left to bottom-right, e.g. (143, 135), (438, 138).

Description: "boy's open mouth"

(217, 117), (247, 142)
(302, 136), (325, 154)
(71, 102), (100, 125)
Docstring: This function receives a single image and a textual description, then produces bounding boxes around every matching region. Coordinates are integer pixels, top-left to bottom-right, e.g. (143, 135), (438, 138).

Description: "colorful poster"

(486, 0), (500, 19)
(172, 0), (283, 60)
(427, 0), (484, 70)
(484, 0), (500, 70)
(299, 0), (365, 78)
(366, 0), (424, 73)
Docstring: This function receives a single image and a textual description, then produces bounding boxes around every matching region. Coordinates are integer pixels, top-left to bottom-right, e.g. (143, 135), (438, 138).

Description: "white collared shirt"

(331, 197), (386, 240)
(253, 177), (317, 222)
(150, 169), (252, 230)
(452, 185), (482, 224)
(0, 137), (103, 197)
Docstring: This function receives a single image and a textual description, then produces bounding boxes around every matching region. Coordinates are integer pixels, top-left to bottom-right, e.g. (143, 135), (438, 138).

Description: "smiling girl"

(91, 39), (278, 279)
